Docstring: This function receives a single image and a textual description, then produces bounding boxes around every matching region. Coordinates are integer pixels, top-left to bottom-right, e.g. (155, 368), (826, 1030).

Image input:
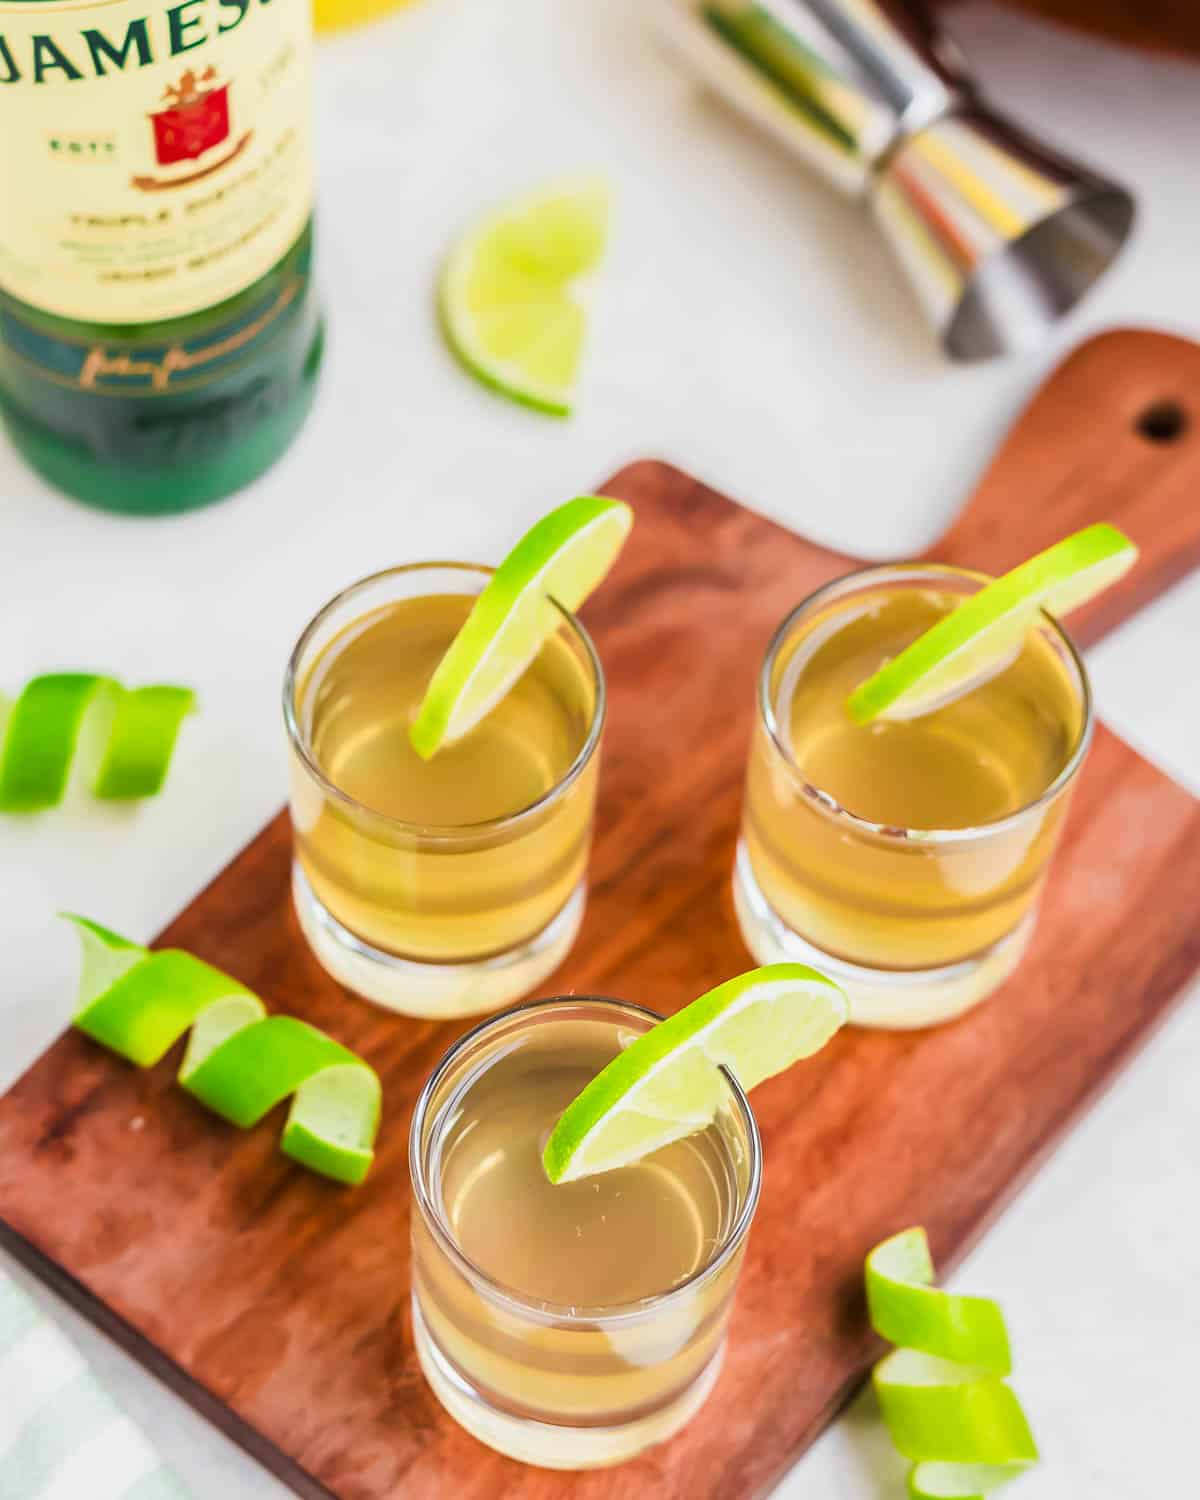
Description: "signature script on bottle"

(78, 279), (299, 393)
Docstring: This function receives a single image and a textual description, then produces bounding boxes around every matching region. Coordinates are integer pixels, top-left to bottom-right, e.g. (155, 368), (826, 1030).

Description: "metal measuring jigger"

(662, 0), (1135, 359)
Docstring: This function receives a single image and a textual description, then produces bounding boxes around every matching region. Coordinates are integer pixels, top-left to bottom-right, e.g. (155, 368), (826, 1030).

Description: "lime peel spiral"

(0, 674), (194, 811)
(867, 1227), (1038, 1499)
(67, 915), (381, 1185)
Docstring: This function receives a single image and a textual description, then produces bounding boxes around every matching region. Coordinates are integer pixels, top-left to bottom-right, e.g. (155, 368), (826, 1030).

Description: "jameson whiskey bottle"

(0, 0), (322, 514)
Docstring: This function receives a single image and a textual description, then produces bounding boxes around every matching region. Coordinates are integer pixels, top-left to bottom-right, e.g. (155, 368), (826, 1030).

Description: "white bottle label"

(0, 0), (313, 324)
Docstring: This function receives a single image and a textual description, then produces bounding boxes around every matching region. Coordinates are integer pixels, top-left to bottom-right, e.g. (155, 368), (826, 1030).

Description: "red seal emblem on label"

(151, 68), (231, 165)
(134, 67), (252, 192)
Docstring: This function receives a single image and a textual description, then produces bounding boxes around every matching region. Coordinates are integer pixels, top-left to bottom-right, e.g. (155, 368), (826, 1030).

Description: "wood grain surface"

(1, 329), (1199, 1500)
(970, 0), (1200, 59)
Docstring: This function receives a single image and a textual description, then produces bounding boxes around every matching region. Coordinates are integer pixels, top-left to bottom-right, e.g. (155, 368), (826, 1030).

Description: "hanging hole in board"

(1135, 401), (1188, 444)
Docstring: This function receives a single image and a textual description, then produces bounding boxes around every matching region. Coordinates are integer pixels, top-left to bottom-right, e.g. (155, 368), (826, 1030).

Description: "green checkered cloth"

(0, 1267), (187, 1500)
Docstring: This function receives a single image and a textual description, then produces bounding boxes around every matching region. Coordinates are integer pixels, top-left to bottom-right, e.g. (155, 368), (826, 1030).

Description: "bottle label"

(0, 242), (308, 393)
(0, 0), (313, 325)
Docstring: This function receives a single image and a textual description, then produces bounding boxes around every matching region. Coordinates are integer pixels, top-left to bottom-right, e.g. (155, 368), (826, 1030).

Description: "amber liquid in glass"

(413, 1015), (747, 1426)
(744, 585), (1085, 970)
(293, 593), (597, 961)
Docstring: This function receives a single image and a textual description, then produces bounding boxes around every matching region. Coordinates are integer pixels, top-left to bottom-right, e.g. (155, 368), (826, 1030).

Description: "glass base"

(732, 842), (1036, 1030)
(291, 864), (585, 1020)
(411, 1299), (724, 1470)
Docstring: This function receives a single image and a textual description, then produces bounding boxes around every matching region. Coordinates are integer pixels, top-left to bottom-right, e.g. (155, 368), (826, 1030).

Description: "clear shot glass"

(735, 564), (1092, 1028)
(284, 563), (603, 1018)
(409, 997), (762, 1468)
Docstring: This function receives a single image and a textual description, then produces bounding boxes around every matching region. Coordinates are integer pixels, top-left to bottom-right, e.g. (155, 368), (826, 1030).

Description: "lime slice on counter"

(439, 176), (609, 415)
(543, 965), (847, 1185)
(847, 524), (1138, 725)
(409, 494), (632, 760)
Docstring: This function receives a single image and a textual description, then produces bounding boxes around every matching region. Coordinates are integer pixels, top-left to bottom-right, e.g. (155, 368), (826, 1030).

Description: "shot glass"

(409, 997), (761, 1469)
(284, 563), (604, 1018)
(735, 564), (1093, 1028)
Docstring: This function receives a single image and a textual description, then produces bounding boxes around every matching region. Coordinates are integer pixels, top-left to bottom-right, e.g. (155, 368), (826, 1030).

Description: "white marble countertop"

(2, 1), (1198, 1496)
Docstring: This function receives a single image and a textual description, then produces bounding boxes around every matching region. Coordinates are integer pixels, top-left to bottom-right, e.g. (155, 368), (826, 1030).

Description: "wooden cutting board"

(959, 0), (1200, 59)
(2, 329), (1199, 1500)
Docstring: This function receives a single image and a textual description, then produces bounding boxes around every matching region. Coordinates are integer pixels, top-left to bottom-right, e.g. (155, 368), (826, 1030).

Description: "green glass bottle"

(0, 0), (322, 516)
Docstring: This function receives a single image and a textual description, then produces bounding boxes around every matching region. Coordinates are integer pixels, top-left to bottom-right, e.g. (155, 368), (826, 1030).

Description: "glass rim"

(282, 560), (606, 841)
(758, 561), (1095, 846)
(408, 995), (763, 1326)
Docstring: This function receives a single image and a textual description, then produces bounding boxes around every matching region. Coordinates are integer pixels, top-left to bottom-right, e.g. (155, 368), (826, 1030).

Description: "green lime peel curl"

(67, 916), (380, 1185)
(867, 1227), (1039, 1499)
(0, 673), (194, 811)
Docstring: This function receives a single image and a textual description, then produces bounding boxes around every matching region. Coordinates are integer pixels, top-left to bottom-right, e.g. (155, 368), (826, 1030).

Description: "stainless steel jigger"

(662, 0), (1135, 358)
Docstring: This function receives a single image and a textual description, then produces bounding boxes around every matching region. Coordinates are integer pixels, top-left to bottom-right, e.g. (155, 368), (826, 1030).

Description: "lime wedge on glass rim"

(439, 176), (609, 415)
(847, 524), (1138, 726)
(409, 494), (632, 760)
(543, 965), (848, 1185)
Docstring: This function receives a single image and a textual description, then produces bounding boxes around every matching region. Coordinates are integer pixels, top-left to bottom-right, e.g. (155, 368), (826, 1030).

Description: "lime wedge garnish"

(847, 524), (1138, 725)
(542, 965), (847, 1185)
(439, 176), (609, 415)
(867, 1228), (1038, 1498)
(409, 494), (632, 760)
(66, 915), (381, 1185)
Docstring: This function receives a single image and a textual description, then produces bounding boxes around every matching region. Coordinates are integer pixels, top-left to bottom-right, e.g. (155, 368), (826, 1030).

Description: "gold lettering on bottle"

(77, 278), (299, 391)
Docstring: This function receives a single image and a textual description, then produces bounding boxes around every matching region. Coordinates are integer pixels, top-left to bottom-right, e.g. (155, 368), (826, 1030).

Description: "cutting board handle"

(928, 329), (1200, 647)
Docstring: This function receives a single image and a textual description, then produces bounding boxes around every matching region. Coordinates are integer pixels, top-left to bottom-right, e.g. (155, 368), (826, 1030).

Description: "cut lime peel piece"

(65, 916), (380, 1186)
(95, 684), (196, 800)
(543, 965), (848, 1185)
(410, 494), (632, 759)
(868, 1229), (1038, 1498)
(0, 674), (194, 812)
(847, 525), (1138, 726)
(180, 993), (267, 1077)
(874, 1349), (1036, 1465)
(282, 1064), (381, 1185)
(0, 675), (111, 812)
(67, 914), (145, 1007)
(866, 1228), (1011, 1373)
(909, 1460), (1028, 1500)
(76, 948), (253, 1069)
(439, 176), (610, 416)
